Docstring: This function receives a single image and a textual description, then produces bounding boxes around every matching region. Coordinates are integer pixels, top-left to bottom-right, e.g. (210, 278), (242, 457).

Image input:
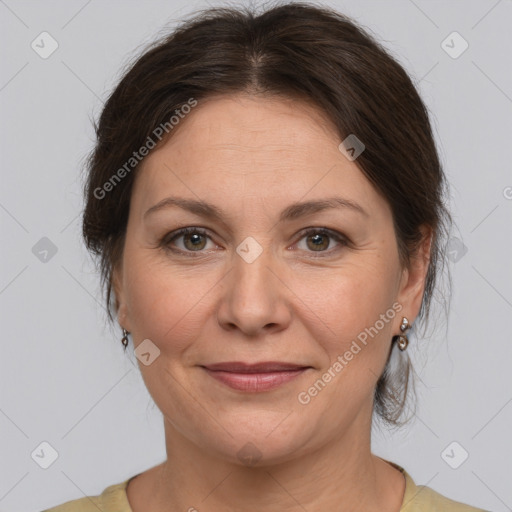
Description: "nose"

(216, 242), (292, 338)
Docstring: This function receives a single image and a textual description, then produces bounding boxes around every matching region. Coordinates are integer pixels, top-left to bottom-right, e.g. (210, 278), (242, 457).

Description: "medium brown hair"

(82, 1), (451, 426)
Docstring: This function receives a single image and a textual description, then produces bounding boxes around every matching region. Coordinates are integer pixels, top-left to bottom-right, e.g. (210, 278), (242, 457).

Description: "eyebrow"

(143, 196), (368, 222)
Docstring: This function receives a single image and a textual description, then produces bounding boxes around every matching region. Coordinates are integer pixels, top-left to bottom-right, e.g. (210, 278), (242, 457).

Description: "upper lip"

(202, 362), (311, 373)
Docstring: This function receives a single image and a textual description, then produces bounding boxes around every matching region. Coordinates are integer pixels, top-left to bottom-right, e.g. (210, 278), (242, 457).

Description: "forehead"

(131, 93), (388, 219)
(177, 93), (340, 146)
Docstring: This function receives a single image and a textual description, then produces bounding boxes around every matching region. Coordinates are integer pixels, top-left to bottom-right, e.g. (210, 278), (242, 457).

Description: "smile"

(201, 362), (311, 392)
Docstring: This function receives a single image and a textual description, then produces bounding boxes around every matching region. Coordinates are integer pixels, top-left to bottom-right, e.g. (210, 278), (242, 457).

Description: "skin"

(114, 93), (431, 511)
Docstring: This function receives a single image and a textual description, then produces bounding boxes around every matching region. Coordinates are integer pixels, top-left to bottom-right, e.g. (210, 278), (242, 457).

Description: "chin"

(190, 414), (317, 467)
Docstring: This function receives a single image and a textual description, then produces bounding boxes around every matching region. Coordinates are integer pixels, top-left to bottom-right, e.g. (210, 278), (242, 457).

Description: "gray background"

(1, 0), (511, 510)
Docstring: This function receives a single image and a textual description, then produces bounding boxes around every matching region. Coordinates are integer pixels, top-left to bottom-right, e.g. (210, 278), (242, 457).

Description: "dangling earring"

(121, 328), (130, 348)
(397, 317), (411, 351)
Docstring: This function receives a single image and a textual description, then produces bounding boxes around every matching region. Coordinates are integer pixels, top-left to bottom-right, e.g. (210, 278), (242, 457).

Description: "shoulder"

(402, 481), (489, 512)
(397, 463), (489, 512)
(41, 477), (133, 512)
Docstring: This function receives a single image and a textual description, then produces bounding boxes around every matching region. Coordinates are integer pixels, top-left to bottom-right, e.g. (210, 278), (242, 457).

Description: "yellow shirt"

(41, 461), (489, 511)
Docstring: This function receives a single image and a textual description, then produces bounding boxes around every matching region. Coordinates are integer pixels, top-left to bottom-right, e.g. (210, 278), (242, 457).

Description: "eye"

(294, 228), (348, 255)
(163, 227), (216, 254)
(161, 226), (348, 257)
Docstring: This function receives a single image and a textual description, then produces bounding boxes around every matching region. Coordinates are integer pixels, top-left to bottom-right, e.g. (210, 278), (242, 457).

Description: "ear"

(395, 225), (433, 325)
(112, 263), (130, 331)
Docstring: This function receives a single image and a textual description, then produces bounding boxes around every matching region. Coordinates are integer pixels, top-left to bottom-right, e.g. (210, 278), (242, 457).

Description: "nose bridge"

(217, 234), (290, 335)
(232, 235), (275, 304)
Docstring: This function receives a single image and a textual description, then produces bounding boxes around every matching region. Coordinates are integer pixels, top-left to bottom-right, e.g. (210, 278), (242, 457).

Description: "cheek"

(123, 234), (401, 361)
(292, 266), (400, 418)
(124, 255), (217, 351)
(292, 258), (400, 351)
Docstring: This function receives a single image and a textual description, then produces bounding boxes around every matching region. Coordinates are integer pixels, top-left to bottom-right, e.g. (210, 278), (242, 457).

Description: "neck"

(131, 416), (405, 512)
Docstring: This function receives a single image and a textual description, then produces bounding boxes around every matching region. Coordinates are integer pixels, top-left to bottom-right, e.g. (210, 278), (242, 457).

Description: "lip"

(201, 361), (311, 392)
(203, 361), (309, 372)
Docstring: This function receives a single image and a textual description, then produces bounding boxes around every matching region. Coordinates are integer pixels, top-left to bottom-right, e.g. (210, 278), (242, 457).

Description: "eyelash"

(161, 227), (348, 258)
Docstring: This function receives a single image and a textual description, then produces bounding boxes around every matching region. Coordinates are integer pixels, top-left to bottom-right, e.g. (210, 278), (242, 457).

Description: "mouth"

(200, 361), (312, 392)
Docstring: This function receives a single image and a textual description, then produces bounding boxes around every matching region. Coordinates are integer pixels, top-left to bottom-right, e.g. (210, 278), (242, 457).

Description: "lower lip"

(203, 368), (308, 392)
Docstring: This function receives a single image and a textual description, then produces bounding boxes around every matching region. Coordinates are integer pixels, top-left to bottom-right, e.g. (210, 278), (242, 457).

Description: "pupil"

(185, 232), (205, 250)
(310, 233), (327, 250)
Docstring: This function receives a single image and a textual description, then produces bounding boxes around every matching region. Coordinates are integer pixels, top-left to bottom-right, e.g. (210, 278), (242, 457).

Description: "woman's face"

(114, 94), (427, 465)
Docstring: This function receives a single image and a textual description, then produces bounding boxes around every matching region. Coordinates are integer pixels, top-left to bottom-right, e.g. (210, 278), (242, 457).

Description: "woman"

(43, 2), (488, 511)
